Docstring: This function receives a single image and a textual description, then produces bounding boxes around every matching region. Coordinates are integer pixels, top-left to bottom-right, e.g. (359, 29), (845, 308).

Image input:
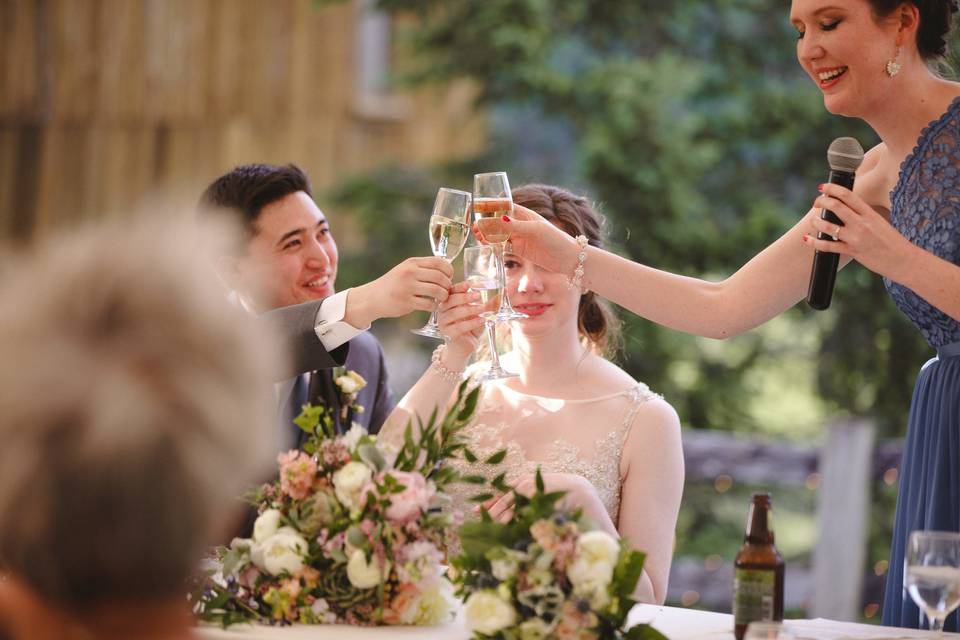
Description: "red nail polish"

(802, 234), (810, 242)
(817, 184), (825, 192)
(502, 215), (511, 222)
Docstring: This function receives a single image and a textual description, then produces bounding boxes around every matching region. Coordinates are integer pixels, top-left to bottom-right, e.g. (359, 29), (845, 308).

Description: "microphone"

(806, 137), (865, 310)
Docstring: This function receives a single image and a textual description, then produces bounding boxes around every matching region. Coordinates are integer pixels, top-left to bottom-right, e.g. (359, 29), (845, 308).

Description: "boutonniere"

(333, 367), (367, 420)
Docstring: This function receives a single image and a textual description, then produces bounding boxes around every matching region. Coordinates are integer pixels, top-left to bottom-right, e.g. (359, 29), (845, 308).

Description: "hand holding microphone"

(806, 137), (865, 310)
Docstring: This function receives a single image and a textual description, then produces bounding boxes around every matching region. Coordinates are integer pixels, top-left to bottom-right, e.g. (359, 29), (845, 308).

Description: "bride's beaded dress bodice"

(446, 377), (660, 527)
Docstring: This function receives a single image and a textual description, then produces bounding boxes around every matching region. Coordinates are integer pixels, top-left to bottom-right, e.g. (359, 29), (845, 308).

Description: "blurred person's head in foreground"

(0, 217), (280, 640)
(198, 163), (339, 313)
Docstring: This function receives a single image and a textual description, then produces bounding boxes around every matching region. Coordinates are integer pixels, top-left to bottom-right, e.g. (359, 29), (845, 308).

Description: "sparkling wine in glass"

(412, 188), (472, 339)
(473, 172), (527, 322)
(463, 245), (517, 381)
(905, 530), (960, 634)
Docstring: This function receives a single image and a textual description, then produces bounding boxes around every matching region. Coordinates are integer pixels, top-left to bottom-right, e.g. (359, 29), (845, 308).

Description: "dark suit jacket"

(235, 318), (396, 540)
(294, 330), (396, 445)
(261, 299), (349, 381)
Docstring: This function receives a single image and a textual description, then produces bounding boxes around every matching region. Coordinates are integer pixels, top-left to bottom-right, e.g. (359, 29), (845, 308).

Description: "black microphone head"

(827, 137), (865, 173)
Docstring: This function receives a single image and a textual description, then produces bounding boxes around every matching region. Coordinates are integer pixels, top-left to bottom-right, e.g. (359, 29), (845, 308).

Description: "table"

(194, 604), (960, 639)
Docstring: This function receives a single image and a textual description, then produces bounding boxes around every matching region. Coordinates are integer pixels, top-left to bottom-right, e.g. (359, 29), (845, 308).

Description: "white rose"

(333, 461), (372, 510)
(491, 557), (519, 582)
(336, 374), (360, 394)
(346, 549), (390, 589)
(567, 531), (619, 609)
(252, 508), (281, 543)
(464, 590), (517, 636)
(567, 557), (613, 609)
(397, 581), (455, 626)
(576, 531), (620, 567)
(254, 527), (308, 576)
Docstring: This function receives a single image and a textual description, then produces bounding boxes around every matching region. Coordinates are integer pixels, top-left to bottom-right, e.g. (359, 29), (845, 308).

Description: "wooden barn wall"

(0, 0), (482, 242)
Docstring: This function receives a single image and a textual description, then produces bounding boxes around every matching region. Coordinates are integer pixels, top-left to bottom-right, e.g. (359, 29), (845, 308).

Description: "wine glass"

(904, 530), (960, 634)
(462, 245), (517, 381)
(472, 172), (527, 322)
(412, 187), (472, 339)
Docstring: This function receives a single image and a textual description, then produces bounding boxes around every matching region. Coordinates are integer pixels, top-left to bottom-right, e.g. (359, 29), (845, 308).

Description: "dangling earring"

(885, 46), (901, 77)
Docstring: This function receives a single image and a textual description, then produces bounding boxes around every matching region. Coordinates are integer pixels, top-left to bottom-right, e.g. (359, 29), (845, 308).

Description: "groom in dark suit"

(199, 163), (452, 442)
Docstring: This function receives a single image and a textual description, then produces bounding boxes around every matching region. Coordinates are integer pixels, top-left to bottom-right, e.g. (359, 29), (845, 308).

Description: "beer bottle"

(733, 492), (785, 640)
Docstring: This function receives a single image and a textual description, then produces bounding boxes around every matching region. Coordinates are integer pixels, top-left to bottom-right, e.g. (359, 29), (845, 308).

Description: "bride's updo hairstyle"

(868, 0), (958, 63)
(512, 184), (622, 356)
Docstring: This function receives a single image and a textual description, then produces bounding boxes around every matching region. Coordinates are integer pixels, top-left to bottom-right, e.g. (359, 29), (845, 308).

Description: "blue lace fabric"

(882, 95), (960, 632)
(884, 95), (960, 347)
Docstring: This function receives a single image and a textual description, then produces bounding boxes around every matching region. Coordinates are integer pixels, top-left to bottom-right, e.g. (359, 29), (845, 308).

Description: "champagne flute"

(905, 530), (960, 635)
(462, 245), (517, 381)
(412, 188), (472, 339)
(472, 172), (527, 322)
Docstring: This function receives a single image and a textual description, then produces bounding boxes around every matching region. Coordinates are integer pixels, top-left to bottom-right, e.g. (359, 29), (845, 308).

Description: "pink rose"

(383, 471), (434, 524)
(278, 450), (317, 500)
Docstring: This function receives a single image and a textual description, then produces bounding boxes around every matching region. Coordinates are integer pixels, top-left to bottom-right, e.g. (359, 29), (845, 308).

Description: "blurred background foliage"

(318, 0), (957, 617)
(328, 0), (936, 438)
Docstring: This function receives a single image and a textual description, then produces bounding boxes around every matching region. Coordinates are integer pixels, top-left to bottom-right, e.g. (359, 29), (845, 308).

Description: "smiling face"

(790, 0), (902, 118)
(229, 191), (338, 312)
(504, 242), (582, 338)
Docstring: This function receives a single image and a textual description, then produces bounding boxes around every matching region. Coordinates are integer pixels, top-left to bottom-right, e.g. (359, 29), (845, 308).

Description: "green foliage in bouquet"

(452, 469), (667, 640)
(192, 380), (480, 628)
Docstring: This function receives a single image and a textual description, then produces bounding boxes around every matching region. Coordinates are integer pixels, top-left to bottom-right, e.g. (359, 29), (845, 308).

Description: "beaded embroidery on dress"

(445, 373), (661, 530)
(885, 95), (960, 348)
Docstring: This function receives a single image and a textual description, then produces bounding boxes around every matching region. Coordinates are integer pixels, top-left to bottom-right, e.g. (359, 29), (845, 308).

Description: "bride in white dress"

(380, 184), (684, 604)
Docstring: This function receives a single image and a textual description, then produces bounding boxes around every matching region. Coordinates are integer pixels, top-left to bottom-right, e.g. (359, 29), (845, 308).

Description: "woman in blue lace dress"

(475, 0), (960, 629)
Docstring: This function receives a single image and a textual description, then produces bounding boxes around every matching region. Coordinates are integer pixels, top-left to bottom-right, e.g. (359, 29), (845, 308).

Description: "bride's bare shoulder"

(582, 355), (655, 396)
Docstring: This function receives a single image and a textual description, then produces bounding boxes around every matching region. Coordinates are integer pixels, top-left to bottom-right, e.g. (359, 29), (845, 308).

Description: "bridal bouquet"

(194, 381), (480, 627)
(452, 470), (667, 640)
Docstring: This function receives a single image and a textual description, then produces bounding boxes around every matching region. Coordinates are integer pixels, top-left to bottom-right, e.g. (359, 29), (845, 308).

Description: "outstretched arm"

(262, 256), (455, 381)
(344, 256), (454, 329)
(495, 204), (836, 339)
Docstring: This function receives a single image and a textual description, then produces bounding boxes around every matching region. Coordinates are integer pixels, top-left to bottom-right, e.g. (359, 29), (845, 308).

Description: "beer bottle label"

(733, 568), (776, 626)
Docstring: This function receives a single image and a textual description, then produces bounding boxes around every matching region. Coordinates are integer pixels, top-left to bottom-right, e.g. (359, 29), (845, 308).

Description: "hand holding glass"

(905, 530), (960, 634)
(473, 172), (527, 322)
(462, 245), (517, 381)
(412, 188), (472, 339)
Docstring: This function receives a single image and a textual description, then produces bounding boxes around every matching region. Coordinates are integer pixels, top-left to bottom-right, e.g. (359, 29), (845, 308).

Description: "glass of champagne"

(411, 187), (472, 338)
(905, 530), (960, 634)
(462, 245), (517, 381)
(472, 172), (527, 322)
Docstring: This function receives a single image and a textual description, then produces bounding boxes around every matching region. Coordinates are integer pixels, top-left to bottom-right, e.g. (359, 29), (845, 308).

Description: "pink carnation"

(278, 450), (317, 500)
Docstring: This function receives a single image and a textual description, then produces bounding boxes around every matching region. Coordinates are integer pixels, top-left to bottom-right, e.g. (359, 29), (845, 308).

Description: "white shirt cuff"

(314, 289), (368, 350)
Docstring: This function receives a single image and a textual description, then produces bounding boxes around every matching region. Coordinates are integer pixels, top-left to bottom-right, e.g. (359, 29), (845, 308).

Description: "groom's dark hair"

(198, 163), (313, 240)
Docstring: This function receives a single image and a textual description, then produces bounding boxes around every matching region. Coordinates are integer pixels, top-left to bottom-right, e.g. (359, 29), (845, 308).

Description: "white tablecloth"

(194, 604), (960, 639)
